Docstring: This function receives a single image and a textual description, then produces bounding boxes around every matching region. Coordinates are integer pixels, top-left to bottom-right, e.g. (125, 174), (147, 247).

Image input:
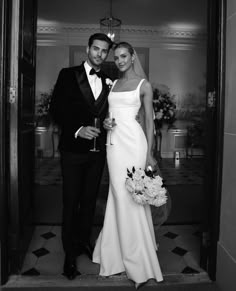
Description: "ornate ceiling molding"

(37, 21), (206, 49)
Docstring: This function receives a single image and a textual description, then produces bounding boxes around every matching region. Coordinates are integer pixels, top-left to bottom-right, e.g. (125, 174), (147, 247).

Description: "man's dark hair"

(88, 33), (113, 50)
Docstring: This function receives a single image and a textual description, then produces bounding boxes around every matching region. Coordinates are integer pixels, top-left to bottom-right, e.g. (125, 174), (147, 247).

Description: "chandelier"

(100, 0), (121, 42)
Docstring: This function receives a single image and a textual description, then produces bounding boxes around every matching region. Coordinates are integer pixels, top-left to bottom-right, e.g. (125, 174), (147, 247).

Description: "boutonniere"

(105, 78), (113, 90)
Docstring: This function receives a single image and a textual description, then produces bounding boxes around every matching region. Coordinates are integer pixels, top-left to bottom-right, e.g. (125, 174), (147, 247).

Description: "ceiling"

(37, 0), (207, 31)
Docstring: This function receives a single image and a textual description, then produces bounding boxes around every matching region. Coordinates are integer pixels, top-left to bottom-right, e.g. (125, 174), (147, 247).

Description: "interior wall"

(149, 47), (206, 116)
(216, 0), (236, 290)
(36, 46), (69, 96)
(36, 45), (206, 107)
(35, 41), (206, 157)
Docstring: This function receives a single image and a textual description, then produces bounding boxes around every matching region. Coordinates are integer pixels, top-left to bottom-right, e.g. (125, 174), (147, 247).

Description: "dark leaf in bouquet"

(127, 168), (133, 178)
(132, 166), (135, 173)
(145, 169), (155, 178)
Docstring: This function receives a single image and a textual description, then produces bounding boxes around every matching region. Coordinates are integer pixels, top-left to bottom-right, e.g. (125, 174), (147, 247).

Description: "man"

(50, 33), (113, 280)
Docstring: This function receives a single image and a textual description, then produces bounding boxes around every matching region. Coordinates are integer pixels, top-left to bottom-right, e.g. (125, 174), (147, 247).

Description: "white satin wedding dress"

(93, 79), (163, 284)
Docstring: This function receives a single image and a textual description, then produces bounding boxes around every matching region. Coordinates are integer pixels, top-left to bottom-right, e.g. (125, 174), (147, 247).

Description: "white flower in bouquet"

(150, 195), (167, 207)
(125, 178), (136, 193)
(132, 192), (148, 205)
(125, 167), (168, 207)
(132, 168), (144, 180)
(152, 175), (163, 186)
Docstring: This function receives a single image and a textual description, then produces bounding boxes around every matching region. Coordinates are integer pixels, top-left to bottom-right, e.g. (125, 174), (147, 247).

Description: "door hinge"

(207, 90), (216, 108)
(202, 231), (211, 248)
(9, 86), (16, 104)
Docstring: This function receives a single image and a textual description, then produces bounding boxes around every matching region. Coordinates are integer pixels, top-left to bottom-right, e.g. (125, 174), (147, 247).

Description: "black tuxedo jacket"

(50, 63), (110, 153)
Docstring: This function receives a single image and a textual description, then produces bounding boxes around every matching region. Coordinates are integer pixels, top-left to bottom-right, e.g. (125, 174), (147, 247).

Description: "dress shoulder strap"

(110, 79), (118, 91)
(136, 79), (146, 92)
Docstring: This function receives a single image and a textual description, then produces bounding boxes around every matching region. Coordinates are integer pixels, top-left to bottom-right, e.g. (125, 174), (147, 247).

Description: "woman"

(92, 42), (163, 288)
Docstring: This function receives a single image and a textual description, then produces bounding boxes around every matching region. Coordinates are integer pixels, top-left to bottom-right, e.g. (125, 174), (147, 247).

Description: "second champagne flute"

(105, 112), (115, 146)
(90, 117), (100, 152)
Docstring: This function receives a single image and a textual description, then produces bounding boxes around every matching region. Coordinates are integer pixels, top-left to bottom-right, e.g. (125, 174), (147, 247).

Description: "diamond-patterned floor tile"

(181, 266), (200, 274)
(21, 253), (38, 273)
(32, 247), (50, 258)
(44, 236), (63, 253)
(172, 246), (188, 256)
(36, 252), (64, 275)
(164, 231), (179, 239)
(21, 268), (40, 276)
(158, 236), (176, 251)
(23, 221), (202, 276)
(51, 226), (61, 237)
(77, 254), (100, 275)
(158, 251), (186, 273)
(183, 251), (203, 272)
(33, 225), (52, 237)
(41, 231), (56, 240)
(175, 234), (200, 251)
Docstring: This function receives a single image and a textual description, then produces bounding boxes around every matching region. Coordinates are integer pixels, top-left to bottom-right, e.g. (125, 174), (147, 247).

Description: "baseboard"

(216, 242), (236, 291)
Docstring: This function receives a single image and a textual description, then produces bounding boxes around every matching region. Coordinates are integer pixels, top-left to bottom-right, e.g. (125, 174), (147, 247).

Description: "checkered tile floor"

(21, 225), (204, 277)
(30, 157), (205, 278)
(159, 158), (204, 185)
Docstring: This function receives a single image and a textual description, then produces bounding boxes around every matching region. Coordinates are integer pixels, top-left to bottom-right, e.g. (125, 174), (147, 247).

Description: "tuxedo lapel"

(74, 65), (109, 116)
(74, 65), (95, 108)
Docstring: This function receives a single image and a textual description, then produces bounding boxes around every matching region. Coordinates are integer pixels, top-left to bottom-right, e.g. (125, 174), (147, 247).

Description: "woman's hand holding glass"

(104, 112), (116, 145)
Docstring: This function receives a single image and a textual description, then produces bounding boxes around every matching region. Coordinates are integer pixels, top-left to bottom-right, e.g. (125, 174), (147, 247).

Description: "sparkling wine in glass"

(90, 117), (100, 152)
(105, 112), (115, 146)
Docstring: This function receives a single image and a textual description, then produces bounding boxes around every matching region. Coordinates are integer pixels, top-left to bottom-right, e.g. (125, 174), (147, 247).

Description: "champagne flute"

(105, 112), (115, 146)
(90, 117), (100, 152)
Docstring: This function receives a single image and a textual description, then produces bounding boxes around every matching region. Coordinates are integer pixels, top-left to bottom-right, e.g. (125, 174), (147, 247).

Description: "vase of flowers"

(35, 90), (52, 127)
(153, 86), (176, 131)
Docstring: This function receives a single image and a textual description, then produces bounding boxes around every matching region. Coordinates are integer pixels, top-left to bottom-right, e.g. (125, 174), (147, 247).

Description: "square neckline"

(111, 79), (145, 93)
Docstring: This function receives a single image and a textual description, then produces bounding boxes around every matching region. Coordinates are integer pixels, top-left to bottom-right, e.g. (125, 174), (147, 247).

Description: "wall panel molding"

(37, 22), (206, 50)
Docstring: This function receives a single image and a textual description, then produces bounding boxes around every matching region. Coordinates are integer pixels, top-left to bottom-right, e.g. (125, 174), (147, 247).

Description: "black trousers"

(60, 150), (106, 257)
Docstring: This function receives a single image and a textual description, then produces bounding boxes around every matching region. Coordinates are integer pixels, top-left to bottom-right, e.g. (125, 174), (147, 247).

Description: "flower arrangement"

(35, 90), (52, 127)
(153, 86), (176, 128)
(125, 166), (168, 207)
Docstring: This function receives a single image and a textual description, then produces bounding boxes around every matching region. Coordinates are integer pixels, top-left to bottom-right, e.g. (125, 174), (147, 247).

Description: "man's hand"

(76, 126), (100, 140)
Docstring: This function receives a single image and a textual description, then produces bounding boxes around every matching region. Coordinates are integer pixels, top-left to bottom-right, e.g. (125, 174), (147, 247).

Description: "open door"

(0, 0), (10, 284)
(8, 0), (37, 273)
(200, 0), (226, 280)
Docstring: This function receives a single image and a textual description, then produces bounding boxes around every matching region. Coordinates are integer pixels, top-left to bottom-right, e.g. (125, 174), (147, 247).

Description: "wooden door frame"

(8, 0), (21, 272)
(0, 0), (12, 282)
(8, 0), (37, 273)
(202, 0), (226, 280)
(0, 0), (10, 285)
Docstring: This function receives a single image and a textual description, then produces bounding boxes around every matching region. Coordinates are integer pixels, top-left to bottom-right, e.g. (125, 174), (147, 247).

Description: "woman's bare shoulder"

(140, 79), (152, 93)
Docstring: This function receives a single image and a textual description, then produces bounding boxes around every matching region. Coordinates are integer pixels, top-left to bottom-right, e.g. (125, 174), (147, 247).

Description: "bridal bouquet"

(125, 167), (168, 207)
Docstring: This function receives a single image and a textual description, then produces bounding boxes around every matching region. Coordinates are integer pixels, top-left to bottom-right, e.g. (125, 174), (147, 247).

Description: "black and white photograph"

(0, 0), (235, 290)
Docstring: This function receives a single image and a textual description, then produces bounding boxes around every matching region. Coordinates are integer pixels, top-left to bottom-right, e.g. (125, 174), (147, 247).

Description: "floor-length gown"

(93, 79), (163, 284)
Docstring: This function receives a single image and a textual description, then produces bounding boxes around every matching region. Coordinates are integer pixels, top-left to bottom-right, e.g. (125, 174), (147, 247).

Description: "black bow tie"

(89, 68), (102, 78)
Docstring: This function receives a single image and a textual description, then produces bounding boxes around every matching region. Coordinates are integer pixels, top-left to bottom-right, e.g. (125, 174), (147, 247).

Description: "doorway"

(32, 0), (208, 278)
(1, 0), (225, 286)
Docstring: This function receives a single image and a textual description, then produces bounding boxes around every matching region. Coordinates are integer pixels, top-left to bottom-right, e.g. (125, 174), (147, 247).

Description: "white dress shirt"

(84, 61), (102, 100)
